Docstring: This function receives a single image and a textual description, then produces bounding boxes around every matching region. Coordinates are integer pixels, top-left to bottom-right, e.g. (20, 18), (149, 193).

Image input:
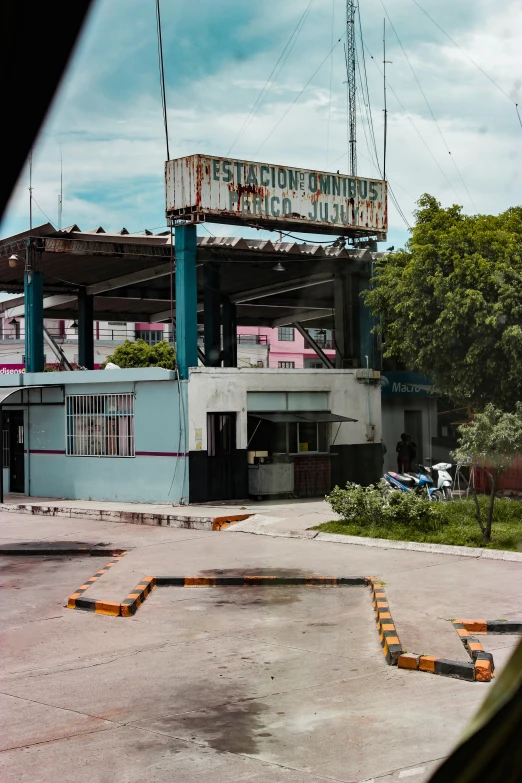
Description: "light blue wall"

(23, 372), (189, 503)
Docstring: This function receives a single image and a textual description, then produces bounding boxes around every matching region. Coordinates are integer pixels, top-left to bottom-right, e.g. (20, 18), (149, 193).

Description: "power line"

(359, 36), (461, 201)
(31, 197), (57, 228)
(254, 35), (343, 157)
(227, 0), (315, 156)
(155, 0), (170, 161)
(411, 0), (522, 129)
(380, 0), (476, 211)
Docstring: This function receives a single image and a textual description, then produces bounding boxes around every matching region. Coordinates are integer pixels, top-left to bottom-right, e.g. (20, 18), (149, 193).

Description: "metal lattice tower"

(346, 0), (357, 176)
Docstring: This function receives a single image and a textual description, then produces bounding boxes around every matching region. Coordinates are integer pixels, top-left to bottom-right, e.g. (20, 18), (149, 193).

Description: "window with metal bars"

(65, 394), (135, 457)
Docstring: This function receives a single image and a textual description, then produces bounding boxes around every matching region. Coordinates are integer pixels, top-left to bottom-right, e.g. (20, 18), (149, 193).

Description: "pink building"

(237, 326), (335, 369)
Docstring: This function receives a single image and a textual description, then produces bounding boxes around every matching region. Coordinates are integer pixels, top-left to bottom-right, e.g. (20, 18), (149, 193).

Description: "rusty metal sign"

(165, 155), (387, 238)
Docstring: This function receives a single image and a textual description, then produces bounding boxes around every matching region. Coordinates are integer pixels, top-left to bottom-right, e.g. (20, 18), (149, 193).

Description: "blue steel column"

(24, 239), (44, 373)
(78, 287), (94, 369)
(175, 224), (198, 379)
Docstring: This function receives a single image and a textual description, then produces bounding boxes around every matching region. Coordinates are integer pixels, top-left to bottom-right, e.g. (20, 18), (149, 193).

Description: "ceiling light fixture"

(273, 262), (285, 272)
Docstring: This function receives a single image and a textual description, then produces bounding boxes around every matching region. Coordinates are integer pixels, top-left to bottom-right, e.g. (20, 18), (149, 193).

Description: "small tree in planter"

(452, 404), (522, 543)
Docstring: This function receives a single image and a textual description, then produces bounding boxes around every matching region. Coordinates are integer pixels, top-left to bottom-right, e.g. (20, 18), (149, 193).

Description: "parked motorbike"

(406, 461), (453, 500)
(383, 469), (442, 501)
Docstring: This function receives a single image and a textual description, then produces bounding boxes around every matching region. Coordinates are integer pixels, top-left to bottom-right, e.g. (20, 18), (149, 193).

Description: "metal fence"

(65, 394), (135, 457)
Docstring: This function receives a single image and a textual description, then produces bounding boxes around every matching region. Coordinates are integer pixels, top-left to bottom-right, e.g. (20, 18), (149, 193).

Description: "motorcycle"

(407, 461), (453, 500)
(383, 468), (442, 501)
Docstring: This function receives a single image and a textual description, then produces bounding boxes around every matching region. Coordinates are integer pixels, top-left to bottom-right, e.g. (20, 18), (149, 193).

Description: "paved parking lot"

(0, 511), (520, 782)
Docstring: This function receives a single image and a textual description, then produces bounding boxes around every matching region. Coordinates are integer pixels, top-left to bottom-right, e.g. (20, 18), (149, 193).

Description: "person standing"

(396, 433), (411, 473)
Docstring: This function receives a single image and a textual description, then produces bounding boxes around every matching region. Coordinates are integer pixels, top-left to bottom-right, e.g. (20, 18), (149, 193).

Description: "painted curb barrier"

(397, 619), (521, 682)
(368, 579), (403, 665)
(154, 575), (368, 587)
(120, 577), (157, 616)
(66, 563), (520, 685)
(67, 554), (126, 612)
(0, 502), (251, 531)
(0, 544), (126, 557)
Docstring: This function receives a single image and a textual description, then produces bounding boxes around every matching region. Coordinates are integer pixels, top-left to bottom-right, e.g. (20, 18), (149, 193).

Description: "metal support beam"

(203, 263), (221, 367)
(271, 310), (331, 327)
(78, 288), (94, 369)
(222, 296), (237, 368)
(358, 278), (376, 370)
(43, 326), (74, 371)
(24, 240), (44, 372)
(293, 322), (334, 369)
(232, 274), (332, 304)
(175, 224), (198, 380)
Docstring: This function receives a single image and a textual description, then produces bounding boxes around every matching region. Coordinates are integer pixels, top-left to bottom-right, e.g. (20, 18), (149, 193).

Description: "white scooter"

(431, 462), (453, 499)
(406, 461), (453, 500)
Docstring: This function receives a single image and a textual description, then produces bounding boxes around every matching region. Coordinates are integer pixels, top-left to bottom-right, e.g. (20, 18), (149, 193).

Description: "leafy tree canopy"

(365, 195), (522, 410)
(102, 339), (176, 370)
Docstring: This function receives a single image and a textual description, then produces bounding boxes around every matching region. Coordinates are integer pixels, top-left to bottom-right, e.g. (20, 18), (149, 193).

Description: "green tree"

(452, 404), (522, 543)
(365, 195), (522, 410)
(102, 339), (176, 370)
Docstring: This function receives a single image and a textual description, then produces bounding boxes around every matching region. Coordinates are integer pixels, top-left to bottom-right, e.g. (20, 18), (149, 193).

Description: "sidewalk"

(0, 495), (333, 532)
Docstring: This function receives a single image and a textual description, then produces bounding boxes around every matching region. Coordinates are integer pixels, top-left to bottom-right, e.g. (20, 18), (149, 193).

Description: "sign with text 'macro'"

(165, 154), (387, 238)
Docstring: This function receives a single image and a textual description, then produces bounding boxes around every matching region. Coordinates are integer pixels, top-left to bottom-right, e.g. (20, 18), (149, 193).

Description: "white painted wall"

(187, 368), (382, 451)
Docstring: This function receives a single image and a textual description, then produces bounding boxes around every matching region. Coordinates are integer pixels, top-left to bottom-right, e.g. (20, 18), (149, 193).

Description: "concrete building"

(236, 326), (335, 369)
(0, 222), (382, 503)
(0, 366), (380, 503)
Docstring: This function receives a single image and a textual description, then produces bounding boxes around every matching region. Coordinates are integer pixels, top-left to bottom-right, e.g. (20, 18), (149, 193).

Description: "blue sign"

(381, 372), (434, 397)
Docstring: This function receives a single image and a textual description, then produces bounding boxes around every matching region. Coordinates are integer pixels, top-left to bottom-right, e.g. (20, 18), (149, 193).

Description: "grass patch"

(315, 492), (522, 551)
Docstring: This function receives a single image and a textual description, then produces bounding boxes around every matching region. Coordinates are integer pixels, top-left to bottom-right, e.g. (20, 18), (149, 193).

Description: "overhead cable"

(253, 35), (343, 157)
(155, 0), (170, 161)
(381, 0), (477, 211)
(227, 0), (315, 156)
(411, 0), (522, 129)
(359, 36), (460, 201)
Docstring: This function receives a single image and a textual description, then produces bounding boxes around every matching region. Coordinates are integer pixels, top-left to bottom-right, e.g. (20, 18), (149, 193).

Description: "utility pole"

(28, 151), (33, 230)
(346, 0), (358, 176)
(383, 18), (392, 182)
(58, 146), (63, 230)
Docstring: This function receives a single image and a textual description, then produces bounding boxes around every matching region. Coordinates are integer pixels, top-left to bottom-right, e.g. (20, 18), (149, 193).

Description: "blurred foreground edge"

(429, 638), (522, 782)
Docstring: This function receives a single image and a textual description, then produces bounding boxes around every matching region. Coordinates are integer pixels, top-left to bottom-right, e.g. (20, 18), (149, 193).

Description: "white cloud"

(1, 0), (520, 249)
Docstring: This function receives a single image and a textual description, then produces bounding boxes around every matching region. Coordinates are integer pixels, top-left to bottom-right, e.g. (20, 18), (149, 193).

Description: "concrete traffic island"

(65, 554), (521, 683)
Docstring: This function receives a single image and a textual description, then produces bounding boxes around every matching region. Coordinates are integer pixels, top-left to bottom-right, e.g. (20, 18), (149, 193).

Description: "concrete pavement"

(1, 509), (521, 783)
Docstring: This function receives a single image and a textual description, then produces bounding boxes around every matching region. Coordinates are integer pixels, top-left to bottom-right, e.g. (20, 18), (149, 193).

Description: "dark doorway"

(404, 410), (423, 466)
(207, 412), (236, 500)
(9, 411), (25, 493)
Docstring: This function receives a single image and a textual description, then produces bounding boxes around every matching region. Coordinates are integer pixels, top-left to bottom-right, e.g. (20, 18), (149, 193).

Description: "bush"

(101, 339), (176, 370)
(326, 482), (447, 533)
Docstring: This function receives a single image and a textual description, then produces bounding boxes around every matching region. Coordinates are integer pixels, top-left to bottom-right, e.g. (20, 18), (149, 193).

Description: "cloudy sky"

(1, 0), (520, 249)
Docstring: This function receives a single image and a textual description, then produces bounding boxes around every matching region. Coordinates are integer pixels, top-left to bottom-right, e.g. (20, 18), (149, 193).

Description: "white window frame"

(65, 393), (135, 457)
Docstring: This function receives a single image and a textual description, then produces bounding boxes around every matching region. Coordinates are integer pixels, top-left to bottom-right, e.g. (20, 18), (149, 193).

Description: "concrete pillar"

(78, 287), (94, 369)
(175, 224), (198, 379)
(203, 263), (221, 367)
(24, 240), (44, 372)
(222, 296), (237, 367)
(358, 278), (376, 370)
(333, 272), (361, 368)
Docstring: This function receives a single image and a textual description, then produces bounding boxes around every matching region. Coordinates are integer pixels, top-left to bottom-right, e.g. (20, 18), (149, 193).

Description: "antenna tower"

(346, 0), (358, 176)
(58, 147), (63, 230)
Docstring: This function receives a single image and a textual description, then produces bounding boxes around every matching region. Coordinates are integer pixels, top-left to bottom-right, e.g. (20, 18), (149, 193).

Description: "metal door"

(207, 412), (236, 500)
(9, 411), (25, 493)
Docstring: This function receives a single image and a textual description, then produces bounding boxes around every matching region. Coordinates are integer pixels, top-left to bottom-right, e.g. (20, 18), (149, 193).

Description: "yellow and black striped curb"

(67, 572), (370, 618)
(397, 618), (522, 682)
(367, 578), (403, 665)
(67, 553), (127, 616)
